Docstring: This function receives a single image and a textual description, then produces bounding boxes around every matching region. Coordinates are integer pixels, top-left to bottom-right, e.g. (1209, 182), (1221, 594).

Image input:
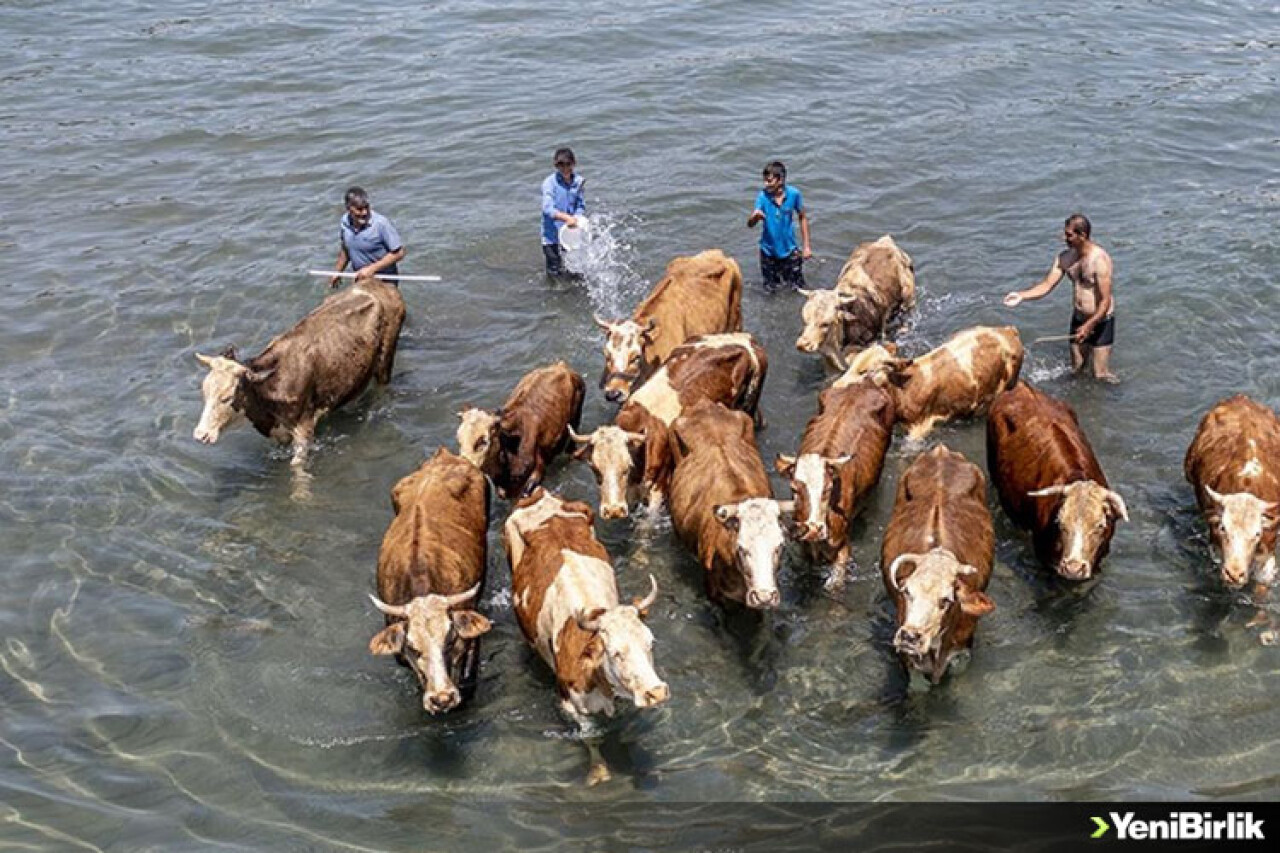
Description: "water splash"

(562, 209), (646, 318)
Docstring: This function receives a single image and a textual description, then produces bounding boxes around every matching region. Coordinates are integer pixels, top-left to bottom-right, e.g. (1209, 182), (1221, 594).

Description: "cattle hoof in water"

(587, 762), (612, 787)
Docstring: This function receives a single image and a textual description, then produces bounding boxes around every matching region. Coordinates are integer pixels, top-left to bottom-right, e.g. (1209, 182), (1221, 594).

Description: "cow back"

(892, 326), (1024, 427)
(377, 447), (490, 606)
(1185, 394), (1280, 506)
(882, 446), (993, 581)
(497, 361), (587, 494)
(634, 250), (744, 370)
(805, 381), (896, 517)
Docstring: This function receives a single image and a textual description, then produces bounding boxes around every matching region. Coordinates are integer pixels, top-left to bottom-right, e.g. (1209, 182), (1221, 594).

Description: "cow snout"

(1221, 566), (1250, 589)
(423, 687), (461, 714)
(1058, 559), (1093, 581)
(193, 426), (216, 444)
(795, 336), (817, 353)
(746, 588), (780, 609)
(638, 683), (670, 708)
(797, 521), (828, 542)
(894, 627), (923, 655)
(604, 388), (625, 404)
(600, 503), (629, 520)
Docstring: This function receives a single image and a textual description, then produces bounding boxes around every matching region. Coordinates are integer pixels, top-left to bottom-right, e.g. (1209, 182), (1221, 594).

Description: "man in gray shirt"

(329, 186), (405, 287)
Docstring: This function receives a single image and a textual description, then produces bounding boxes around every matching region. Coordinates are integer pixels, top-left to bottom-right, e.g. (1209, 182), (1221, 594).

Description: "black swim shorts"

(1070, 311), (1115, 347)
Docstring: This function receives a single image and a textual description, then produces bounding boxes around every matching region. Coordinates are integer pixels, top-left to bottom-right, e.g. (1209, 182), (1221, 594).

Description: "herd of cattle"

(194, 237), (1280, 783)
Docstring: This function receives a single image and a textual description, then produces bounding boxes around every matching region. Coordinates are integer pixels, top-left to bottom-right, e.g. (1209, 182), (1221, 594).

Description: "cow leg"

(374, 322), (400, 385)
(289, 414), (323, 468)
(645, 486), (665, 514)
(559, 699), (611, 786)
(824, 544), (853, 593)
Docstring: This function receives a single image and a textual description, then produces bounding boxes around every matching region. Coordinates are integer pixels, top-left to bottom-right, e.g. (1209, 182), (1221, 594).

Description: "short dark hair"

(345, 186), (370, 209)
(554, 147), (576, 168)
(1065, 213), (1091, 237)
(763, 161), (787, 182)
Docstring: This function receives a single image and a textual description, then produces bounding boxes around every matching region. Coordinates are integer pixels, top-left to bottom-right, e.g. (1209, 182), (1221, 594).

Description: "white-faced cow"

(595, 249), (743, 403)
(668, 400), (794, 609)
(194, 279), (405, 466)
(881, 446), (996, 683)
(456, 361), (586, 499)
(776, 378), (896, 590)
(836, 325), (1023, 441)
(504, 488), (668, 785)
(1185, 395), (1280, 589)
(367, 448), (491, 714)
(795, 235), (915, 370)
(571, 332), (768, 519)
(987, 381), (1128, 581)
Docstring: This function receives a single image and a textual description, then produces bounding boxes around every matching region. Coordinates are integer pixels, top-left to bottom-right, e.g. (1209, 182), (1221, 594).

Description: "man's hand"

(1072, 322), (1095, 344)
(801, 246), (813, 260)
(355, 266), (375, 282)
(1002, 292), (1024, 308)
(747, 210), (764, 227)
(329, 274), (342, 288)
(563, 215), (578, 229)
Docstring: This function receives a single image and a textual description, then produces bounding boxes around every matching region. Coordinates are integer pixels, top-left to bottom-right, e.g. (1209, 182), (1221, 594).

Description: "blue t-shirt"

(340, 211), (403, 274)
(754, 185), (804, 258)
(541, 172), (586, 245)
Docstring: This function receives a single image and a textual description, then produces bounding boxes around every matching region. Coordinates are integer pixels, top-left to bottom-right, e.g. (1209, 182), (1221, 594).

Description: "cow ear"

(451, 610), (492, 639)
(642, 318), (658, 339)
(774, 454), (797, 475)
(368, 622), (406, 655)
(959, 588), (995, 617)
(195, 352), (216, 368)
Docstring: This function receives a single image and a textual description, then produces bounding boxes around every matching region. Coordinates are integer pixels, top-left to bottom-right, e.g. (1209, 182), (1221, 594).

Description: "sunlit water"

(2, 0), (1279, 848)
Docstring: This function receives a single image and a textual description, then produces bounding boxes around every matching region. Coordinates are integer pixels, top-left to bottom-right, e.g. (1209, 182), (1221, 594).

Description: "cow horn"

(441, 583), (481, 608)
(575, 609), (603, 633)
(1028, 484), (1070, 498)
(888, 553), (923, 590)
(796, 288), (817, 298)
(956, 562), (982, 577)
(368, 593), (407, 617)
(1204, 485), (1226, 505)
(625, 430), (646, 445)
(1106, 489), (1130, 522)
(567, 426), (592, 444)
(633, 574), (659, 612)
(195, 352), (216, 367)
(593, 314), (614, 331)
(776, 500), (796, 515)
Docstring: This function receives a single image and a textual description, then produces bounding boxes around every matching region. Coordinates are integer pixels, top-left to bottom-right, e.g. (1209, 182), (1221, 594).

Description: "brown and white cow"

(668, 400), (794, 609)
(504, 488), (668, 784)
(836, 325), (1023, 441)
(881, 446), (996, 683)
(987, 381), (1128, 581)
(457, 361), (586, 499)
(595, 249), (743, 403)
(571, 332), (768, 519)
(367, 448), (492, 714)
(1185, 395), (1280, 588)
(194, 279), (406, 466)
(775, 379), (896, 589)
(794, 235), (915, 370)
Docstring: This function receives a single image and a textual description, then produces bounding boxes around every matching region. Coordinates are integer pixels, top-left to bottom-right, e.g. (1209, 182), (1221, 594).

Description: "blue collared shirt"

(340, 210), (403, 273)
(754, 185), (804, 258)
(541, 172), (586, 245)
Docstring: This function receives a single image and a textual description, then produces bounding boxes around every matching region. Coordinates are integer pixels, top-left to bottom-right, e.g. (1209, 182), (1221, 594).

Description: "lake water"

(2, 0), (1279, 848)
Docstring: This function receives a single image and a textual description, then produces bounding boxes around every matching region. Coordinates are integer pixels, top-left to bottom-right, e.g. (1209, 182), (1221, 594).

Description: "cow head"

(368, 584), (491, 714)
(575, 575), (669, 708)
(888, 548), (994, 670)
(775, 453), (851, 542)
(713, 497), (795, 609)
(1027, 481), (1129, 580)
(832, 343), (901, 388)
(456, 407), (501, 474)
(795, 289), (858, 357)
(194, 352), (273, 443)
(1202, 485), (1280, 588)
(569, 425), (645, 519)
(595, 315), (656, 403)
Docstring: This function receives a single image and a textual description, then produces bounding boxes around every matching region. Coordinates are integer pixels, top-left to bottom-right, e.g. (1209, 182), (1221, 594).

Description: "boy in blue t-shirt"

(746, 160), (812, 293)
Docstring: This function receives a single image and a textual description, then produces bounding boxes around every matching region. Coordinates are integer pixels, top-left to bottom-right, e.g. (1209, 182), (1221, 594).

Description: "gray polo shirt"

(340, 211), (403, 273)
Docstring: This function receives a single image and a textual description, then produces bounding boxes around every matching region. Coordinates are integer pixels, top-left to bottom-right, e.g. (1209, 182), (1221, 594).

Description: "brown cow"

(776, 379), (896, 590)
(836, 325), (1023, 441)
(668, 401), (794, 609)
(881, 446), (996, 683)
(194, 279), (406, 466)
(987, 382), (1128, 581)
(595, 249), (743, 402)
(571, 332), (768, 519)
(1185, 394), (1280, 588)
(504, 488), (668, 784)
(457, 361), (586, 498)
(367, 448), (492, 714)
(795, 235), (915, 370)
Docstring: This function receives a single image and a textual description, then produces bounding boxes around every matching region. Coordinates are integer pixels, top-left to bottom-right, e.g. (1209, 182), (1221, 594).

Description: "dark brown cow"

(668, 401), (794, 609)
(776, 379), (896, 589)
(987, 381), (1128, 581)
(571, 333), (768, 519)
(794, 235), (915, 370)
(367, 448), (491, 714)
(837, 325), (1023, 441)
(1185, 394), (1280, 588)
(595, 249), (743, 402)
(195, 279), (406, 466)
(457, 361), (586, 498)
(880, 446), (996, 683)
(504, 488), (668, 785)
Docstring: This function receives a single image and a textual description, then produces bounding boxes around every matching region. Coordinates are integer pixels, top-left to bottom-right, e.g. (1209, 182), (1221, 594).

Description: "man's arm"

(1003, 254), (1066, 307)
(746, 190), (766, 228)
(330, 243), (349, 288)
(355, 219), (406, 281)
(797, 209), (812, 259)
(1072, 255), (1114, 342)
(542, 177), (577, 228)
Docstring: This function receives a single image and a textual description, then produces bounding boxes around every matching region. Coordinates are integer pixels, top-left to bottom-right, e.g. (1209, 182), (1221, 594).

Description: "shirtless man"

(1003, 213), (1118, 383)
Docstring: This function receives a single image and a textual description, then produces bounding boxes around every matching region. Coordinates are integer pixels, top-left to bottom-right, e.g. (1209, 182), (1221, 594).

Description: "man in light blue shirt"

(329, 186), (405, 287)
(746, 160), (811, 293)
(540, 147), (586, 279)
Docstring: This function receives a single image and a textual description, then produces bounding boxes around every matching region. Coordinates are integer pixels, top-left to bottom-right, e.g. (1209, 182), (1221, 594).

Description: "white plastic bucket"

(558, 215), (591, 252)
